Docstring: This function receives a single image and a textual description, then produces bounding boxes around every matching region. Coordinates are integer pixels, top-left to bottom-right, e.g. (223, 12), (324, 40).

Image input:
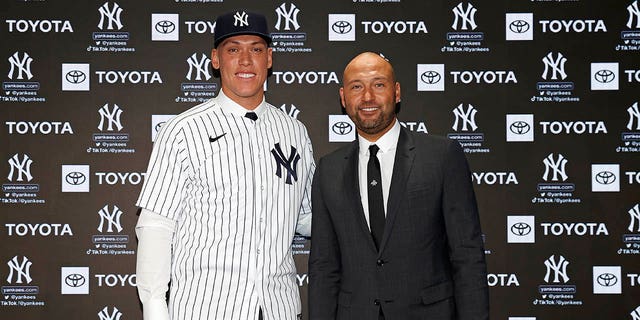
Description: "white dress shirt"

(357, 119), (401, 229)
(135, 90), (314, 320)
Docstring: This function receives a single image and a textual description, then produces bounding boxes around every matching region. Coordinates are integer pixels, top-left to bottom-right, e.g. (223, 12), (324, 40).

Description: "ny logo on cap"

(234, 11), (249, 27)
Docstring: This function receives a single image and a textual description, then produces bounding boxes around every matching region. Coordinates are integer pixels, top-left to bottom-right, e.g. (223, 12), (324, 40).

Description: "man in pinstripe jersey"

(135, 10), (313, 320)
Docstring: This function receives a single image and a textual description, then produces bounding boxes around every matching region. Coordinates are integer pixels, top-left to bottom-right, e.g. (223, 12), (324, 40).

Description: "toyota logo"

(65, 274), (86, 287)
(509, 20), (530, 33)
(420, 71), (441, 84)
(65, 70), (86, 84)
(596, 273), (617, 287)
(65, 172), (87, 185)
(509, 121), (530, 135)
(155, 20), (176, 34)
(510, 222), (531, 236)
(155, 121), (166, 133)
(332, 121), (353, 135)
(595, 171), (616, 185)
(332, 21), (353, 34)
(594, 69), (615, 83)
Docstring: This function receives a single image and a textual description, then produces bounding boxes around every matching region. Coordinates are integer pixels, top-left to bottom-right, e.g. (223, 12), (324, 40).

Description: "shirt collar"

(358, 118), (401, 156)
(217, 90), (268, 118)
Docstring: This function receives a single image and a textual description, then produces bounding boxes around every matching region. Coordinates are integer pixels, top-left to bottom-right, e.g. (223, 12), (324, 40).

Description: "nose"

(238, 50), (251, 66)
(362, 86), (374, 102)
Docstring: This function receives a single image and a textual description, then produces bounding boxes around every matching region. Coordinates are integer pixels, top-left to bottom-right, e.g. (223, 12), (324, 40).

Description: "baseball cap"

(213, 10), (272, 48)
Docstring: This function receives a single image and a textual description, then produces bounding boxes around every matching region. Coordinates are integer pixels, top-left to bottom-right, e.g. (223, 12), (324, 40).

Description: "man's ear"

(211, 48), (220, 70)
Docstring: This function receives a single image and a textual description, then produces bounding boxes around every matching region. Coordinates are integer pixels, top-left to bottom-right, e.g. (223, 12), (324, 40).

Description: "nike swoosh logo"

(209, 133), (226, 143)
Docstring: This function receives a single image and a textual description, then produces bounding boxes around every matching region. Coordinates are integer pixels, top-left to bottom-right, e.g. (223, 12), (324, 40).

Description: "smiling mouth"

(236, 72), (255, 79)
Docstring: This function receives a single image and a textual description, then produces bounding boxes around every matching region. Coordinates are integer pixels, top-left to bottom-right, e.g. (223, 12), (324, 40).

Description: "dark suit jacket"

(309, 127), (489, 320)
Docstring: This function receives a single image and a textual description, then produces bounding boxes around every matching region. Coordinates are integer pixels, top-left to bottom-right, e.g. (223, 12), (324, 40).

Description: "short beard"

(353, 112), (394, 136)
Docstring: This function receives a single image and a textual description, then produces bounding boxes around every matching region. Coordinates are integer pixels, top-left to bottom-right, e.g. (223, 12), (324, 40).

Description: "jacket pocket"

(420, 281), (453, 305)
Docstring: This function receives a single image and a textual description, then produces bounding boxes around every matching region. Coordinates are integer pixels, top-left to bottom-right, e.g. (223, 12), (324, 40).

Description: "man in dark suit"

(308, 52), (489, 320)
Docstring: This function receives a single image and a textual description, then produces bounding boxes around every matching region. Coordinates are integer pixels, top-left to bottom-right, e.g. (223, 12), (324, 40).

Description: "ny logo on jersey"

(271, 143), (301, 185)
(6, 255), (33, 284)
(8, 52), (34, 80)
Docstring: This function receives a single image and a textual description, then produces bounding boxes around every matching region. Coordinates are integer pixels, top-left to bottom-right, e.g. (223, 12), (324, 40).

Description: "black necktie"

(245, 112), (258, 121)
(368, 144), (385, 249)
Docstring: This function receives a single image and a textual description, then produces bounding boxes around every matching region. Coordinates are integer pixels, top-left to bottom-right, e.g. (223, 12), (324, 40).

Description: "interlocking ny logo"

(542, 153), (568, 182)
(629, 204), (640, 232)
(280, 104), (300, 119)
(97, 204), (124, 233)
(98, 2), (124, 31)
(542, 52), (568, 80)
(98, 104), (124, 132)
(7, 52), (34, 80)
(234, 11), (249, 27)
(544, 254), (569, 284)
(628, 102), (640, 130)
(271, 143), (301, 185)
(7, 153), (33, 182)
(6, 256), (32, 284)
(632, 305), (640, 320)
(452, 2), (477, 31)
(628, 0), (640, 29)
(452, 103), (478, 131)
(98, 306), (123, 320)
(275, 3), (301, 31)
(186, 53), (211, 81)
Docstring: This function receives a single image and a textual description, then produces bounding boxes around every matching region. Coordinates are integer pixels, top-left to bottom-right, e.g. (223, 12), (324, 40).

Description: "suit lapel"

(343, 142), (379, 252)
(378, 127), (416, 253)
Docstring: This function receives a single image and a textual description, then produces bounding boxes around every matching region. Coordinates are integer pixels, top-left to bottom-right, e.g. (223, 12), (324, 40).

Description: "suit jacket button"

(376, 259), (384, 266)
(374, 299), (380, 306)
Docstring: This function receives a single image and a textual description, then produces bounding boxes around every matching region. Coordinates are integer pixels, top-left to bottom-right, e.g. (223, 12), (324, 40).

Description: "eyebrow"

(345, 76), (389, 84)
(224, 39), (266, 46)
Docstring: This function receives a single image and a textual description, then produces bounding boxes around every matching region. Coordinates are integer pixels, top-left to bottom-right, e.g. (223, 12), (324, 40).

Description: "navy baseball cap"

(213, 10), (272, 48)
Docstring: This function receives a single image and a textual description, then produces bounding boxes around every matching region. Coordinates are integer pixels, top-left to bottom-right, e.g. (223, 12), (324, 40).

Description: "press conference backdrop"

(1, 0), (639, 319)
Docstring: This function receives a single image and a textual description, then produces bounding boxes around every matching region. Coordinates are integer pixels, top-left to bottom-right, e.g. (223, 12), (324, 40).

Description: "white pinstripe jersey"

(136, 92), (314, 320)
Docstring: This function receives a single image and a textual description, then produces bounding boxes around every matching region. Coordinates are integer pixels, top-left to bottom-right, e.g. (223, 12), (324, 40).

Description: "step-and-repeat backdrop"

(1, 0), (639, 319)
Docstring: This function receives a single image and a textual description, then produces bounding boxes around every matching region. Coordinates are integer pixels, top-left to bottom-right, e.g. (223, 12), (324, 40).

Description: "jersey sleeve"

(136, 120), (189, 221)
(295, 126), (315, 237)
